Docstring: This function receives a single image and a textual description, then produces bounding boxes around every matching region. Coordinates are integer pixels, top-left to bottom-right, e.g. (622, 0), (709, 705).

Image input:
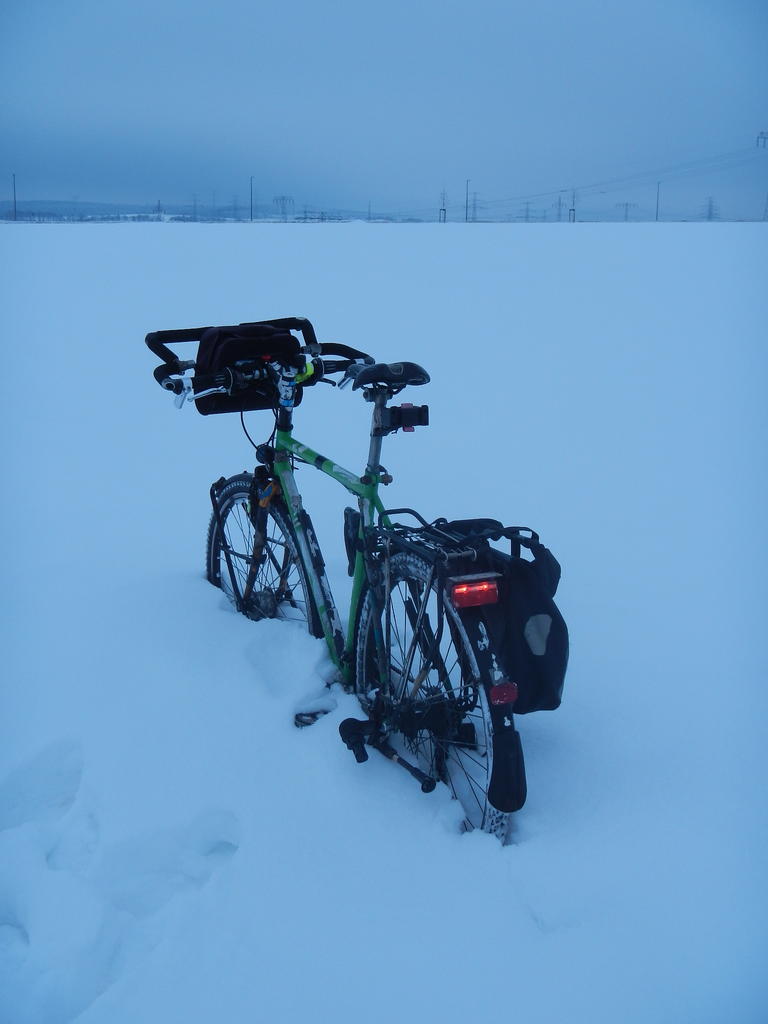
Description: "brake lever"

(170, 376), (227, 409)
(338, 363), (364, 390)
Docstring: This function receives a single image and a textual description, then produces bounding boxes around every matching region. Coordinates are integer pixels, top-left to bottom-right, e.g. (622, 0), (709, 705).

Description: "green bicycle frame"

(271, 390), (393, 687)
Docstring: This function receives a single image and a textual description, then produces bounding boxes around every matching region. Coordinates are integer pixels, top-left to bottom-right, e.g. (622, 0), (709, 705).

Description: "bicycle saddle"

(351, 361), (430, 390)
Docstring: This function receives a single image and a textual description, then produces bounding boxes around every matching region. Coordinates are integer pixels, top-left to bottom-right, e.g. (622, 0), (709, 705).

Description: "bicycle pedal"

(293, 692), (338, 729)
(338, 718), (372, 762)
(294, 709), (331, 728)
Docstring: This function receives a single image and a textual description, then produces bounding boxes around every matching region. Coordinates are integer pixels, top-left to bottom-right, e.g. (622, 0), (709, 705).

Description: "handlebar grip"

(153, 363), (175, 385)
(145, 328), (209, 364)
(318, 358), (352, 375)
(153, 363), (185, 392)
(320, 342), (375, 364)
(251, 317), (318, 348)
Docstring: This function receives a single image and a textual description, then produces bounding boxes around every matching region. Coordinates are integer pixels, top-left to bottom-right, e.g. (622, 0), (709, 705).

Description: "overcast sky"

(2, 0), (767, 218)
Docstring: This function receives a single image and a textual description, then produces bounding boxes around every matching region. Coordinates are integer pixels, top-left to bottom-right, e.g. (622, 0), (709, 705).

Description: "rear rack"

(377, 508), (539, 565)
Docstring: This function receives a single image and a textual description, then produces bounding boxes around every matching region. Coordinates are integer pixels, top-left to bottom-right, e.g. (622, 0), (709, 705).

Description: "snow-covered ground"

(1, 222), (766, 1023)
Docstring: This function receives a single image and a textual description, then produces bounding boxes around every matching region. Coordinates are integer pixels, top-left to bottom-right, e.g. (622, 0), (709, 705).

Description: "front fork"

(273, 454), (347, 673)
(210, 477), (250, 613)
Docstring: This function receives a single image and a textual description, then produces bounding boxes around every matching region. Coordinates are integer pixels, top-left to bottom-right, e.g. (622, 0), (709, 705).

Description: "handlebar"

(154, 354), (371, 408)
(147, 316), (376, 410)
(159, 365), (269, 397)
(145, 317), (320, 365)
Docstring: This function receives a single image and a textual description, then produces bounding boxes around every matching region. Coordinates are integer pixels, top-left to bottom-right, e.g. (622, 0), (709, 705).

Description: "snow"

(1, 222), (766, 1023)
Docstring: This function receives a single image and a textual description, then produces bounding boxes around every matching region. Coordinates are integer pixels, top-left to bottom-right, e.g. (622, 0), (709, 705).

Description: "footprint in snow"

(0, 742), (240, 1024)
(93, 809), (241, 919)
(0, 739), (83, 833)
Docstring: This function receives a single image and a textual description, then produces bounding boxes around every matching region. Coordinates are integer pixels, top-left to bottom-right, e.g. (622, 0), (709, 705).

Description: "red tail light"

(489, 681), (519, 705)
(450, 577), (499, 608)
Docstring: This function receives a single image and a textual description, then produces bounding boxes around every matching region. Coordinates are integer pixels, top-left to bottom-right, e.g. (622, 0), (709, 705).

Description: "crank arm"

(338, 718), (436, 793)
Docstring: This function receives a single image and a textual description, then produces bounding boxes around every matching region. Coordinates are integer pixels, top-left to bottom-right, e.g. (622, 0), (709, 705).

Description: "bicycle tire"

(354, 550), (514, 841)
(206, 473), (322, 637)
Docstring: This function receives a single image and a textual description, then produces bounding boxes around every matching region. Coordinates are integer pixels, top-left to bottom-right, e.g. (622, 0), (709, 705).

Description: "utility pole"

(655, 181), (661, 221)
(757, 133), (768, 219)
(556, 193), (564, 222)
(465, 179), (470, 222)
(569, 190), (576, 222)
(12, 173), (17, 221)
(616, 201), (637, 221)
(273, 195), (294, 222)
(702, 196), (719, 221)
(439, 189), (447, 223)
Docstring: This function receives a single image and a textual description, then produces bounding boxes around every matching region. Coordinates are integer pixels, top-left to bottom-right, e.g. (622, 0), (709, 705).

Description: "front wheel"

(206, 473), (321, 636)
(354, 551), (518, 841)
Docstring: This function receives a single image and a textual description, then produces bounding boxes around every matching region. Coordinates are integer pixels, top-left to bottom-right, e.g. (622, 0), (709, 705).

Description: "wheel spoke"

(209, 480), (316, 633)
(356, 551), (498, 835)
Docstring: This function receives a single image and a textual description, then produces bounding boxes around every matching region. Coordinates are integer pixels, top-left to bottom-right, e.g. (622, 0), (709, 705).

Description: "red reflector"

(489, 681), (519, 706)
(450, 579), (499, 608)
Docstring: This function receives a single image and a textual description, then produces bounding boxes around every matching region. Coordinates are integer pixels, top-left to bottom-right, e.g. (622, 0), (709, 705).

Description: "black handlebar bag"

(194, 323), (304, 415)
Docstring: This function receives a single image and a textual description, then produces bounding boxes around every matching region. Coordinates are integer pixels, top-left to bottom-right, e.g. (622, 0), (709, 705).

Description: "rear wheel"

(206, 473), (321, 636)
(354, 551), (513, 840)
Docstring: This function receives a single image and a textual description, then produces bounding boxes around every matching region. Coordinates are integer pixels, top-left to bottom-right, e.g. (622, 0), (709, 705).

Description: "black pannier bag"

(194, 322), (304, 416)
(481, 541), (569, 714)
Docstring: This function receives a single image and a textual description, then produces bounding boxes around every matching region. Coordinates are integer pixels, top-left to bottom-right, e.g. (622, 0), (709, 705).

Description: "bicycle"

(146, 316), (568, 842)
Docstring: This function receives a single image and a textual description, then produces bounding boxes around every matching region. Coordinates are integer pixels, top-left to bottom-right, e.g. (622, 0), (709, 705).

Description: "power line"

(391, 144), (763, 220)
(478, 147), (760, 210)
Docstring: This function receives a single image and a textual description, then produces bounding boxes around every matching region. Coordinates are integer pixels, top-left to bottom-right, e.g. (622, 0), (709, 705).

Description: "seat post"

(366, 389), (388, 475)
